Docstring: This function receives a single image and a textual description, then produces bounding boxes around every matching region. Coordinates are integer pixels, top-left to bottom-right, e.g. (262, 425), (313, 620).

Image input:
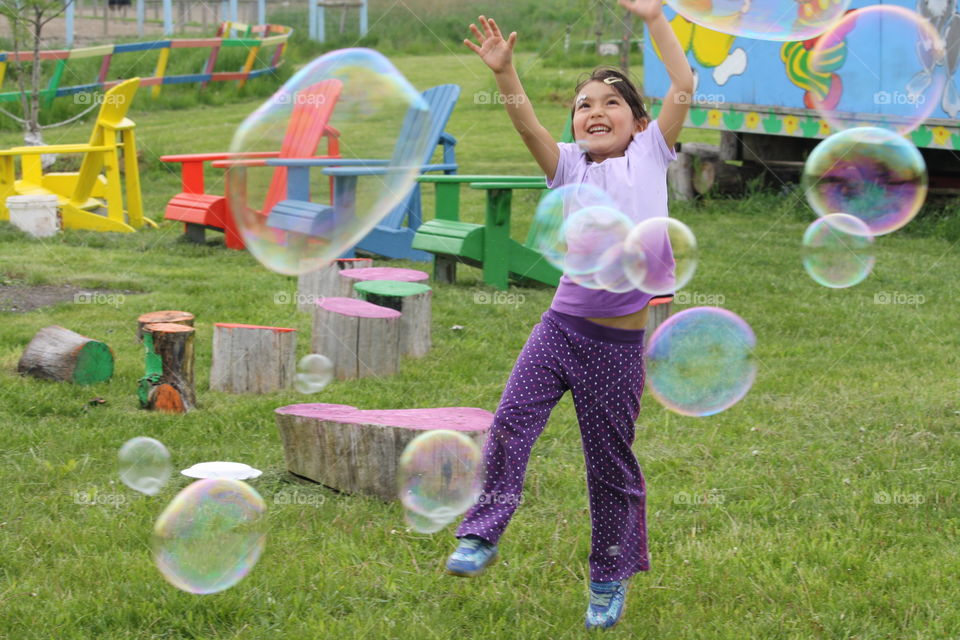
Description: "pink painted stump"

(297, 257), (373, 311)
(275, 403), (493, 501)
(312, 297), (401, 379)
(210, 323), (297, 393)
(336, 266), (429, 299)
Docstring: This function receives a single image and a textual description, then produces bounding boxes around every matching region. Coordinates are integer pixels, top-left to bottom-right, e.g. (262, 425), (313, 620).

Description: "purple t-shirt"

(546, 119), (677, 318)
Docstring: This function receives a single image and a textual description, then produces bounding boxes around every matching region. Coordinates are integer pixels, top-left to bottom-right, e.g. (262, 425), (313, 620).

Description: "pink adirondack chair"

(161, 79), (342, 249)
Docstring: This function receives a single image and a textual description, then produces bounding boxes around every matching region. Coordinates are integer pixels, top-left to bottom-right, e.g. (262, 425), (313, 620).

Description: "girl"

(446, 0), (693, 630)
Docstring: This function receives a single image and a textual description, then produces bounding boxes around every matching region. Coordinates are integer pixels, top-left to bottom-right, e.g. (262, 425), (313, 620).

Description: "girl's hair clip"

(603, 77), (623, 85)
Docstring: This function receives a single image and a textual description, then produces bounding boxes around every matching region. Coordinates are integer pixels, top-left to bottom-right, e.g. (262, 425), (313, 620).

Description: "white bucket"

(6, 194), (60, 238)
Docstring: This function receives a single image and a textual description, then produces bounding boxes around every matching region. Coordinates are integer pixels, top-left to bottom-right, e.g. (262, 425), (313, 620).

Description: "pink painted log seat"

(336, 266), (429, 298)
(312, 297), (401, 379)
(275, 402), (492, 500)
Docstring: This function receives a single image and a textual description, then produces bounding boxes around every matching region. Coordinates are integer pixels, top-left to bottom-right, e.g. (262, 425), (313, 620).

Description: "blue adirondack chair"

(265, 84), (460, 261)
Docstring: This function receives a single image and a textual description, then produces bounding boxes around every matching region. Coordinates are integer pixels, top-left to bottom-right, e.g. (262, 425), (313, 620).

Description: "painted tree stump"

(136, 310), (194, 341)
(275, 403), (493, 501)
(18, 325), (114, 385)
(337, 266), (429, 299)
(354, 280), (432, 358)
(139, 322), (196, 413)
(210, 323), (297, 394)
(297, 257), (373, 311)
(644, 297), (673, 346)
(312, 297), (401, 379)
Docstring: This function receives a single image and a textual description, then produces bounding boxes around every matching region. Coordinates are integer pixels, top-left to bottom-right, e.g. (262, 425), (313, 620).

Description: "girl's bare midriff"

(586, 305), (649, 331)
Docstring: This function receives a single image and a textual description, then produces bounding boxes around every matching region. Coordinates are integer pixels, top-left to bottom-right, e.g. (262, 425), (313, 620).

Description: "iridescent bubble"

(802, 127), (927, 236)
(404, 508), (455, 534)
(802, 213), (875, 288)
(810, 5), (945, 135)
(622, 217), (698, 296)
(646, 307), (757, 417)
(529, 184), (617, 271)
(294, 354), (334, 394)
(228, 48), (434, 275)
(666, 0), (851, 41)
(398, 430), (483, 521)
(562, 206), (633, 289)
(153, 478), (267, 595)
(118, 437), (171, 496)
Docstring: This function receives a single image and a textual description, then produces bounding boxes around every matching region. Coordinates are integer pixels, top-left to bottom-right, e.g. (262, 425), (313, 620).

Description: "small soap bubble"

(622, 217), (698, 296)
(398, 430), (483, 522)
(118, 437), (171, 496)
(802, 213), (875, 288)
(294, 354), (334, 394)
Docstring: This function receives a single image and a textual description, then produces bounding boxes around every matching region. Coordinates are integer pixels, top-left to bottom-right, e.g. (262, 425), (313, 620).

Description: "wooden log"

(139, 322), (196, 413)
(312, 297), (401, 380)
(644, 298), (672, 347)
(210, 323), (297, 393)
(719, 131), (741, 161)
(336, 266), (429, 299)
(678, 141), (720, 159)
(17, 325), (114, 385)
(667, 152), (695, 202)
(296, 257), (372, 312)
(693, 159), (763, 196)
(354, 280), (432, 358)
(275, 402), (493, 501)
(137, 310), (194, 341)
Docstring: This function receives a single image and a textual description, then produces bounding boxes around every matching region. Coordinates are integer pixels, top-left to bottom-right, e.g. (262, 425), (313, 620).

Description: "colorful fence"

(0, 22), (292, 108)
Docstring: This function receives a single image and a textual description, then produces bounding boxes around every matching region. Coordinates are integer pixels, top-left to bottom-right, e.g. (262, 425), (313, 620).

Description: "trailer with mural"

(643, 0), (960, 193)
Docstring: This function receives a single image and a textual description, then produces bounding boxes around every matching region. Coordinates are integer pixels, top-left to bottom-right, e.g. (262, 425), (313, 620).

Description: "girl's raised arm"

(465, 16), (560, 181)
(619, 0), (694, 149)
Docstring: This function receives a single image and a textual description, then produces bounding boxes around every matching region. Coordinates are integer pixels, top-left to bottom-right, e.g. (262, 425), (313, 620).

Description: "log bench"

(312, 297), (401, 379)
(275, 402), (492, 501)
(353, 280), (432, 358)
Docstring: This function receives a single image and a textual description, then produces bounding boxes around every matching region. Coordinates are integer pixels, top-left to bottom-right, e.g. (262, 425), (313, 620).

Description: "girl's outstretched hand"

(618, 0), (664, 22)
(464, 16), (517, 74)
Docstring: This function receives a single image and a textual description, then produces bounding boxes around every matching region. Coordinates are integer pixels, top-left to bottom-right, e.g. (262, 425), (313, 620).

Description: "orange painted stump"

(296, 257), (373, 311)
(275, 403), (493, 501)
(312, 297), (401, 379)
(336, 266), (429, 299)
(210, 323), (297, 393)
(136, 310), (194, 341)
(139, 322), (196, 413)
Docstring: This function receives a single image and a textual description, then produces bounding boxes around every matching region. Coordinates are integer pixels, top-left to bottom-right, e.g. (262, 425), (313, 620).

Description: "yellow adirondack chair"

(0, 77), (151, 233)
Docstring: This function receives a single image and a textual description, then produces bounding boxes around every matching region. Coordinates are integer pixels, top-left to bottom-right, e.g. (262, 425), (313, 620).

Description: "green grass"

(2, 53), (960, 639)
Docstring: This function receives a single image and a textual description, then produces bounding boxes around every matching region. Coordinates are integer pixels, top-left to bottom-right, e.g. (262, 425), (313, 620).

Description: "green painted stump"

(18, 325), (114, 385)
(354, 280), (432, 358)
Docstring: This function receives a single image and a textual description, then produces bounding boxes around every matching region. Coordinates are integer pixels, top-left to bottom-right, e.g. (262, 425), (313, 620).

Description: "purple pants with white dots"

(455, 308), (648, 582)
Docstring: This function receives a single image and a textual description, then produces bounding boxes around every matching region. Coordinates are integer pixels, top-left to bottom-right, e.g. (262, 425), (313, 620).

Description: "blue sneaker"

(445, 535), (499, 577)
(585, 579), (628, 630)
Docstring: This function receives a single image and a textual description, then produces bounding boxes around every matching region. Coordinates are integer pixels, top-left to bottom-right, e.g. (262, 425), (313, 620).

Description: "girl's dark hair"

(569, 67), (649, 140)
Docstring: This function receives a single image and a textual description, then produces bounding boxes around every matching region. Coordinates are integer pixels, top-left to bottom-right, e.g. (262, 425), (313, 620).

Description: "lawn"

(1, 52), (959, 639)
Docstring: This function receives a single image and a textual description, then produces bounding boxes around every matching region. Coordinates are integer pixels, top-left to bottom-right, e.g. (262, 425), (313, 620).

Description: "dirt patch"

(0, 284), (138, 313)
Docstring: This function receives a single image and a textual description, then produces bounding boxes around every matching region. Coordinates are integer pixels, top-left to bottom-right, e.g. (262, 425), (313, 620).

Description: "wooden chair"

(0, 77), (149, 232)
(161, 79), (343, 249)
(264, 84), (461, 261)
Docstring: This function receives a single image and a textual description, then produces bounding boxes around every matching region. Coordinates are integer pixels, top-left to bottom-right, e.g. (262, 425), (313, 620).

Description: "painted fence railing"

(0, 22), (292, 108)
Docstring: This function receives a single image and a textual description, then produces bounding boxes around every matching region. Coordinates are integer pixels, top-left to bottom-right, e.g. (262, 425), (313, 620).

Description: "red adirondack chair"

(161, 79), (343, 249)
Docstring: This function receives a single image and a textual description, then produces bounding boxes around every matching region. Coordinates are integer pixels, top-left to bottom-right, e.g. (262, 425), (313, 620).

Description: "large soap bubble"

(622, 217), (698, 296)
(802, 127), (927, 236)
(398, 430), (483, 523)
(809, 5), (945, 135)
(666, 0), (851, 42)
(153, 478), (267, 594)
(228, 48), (435, 275)
(529, 184), (618, 271)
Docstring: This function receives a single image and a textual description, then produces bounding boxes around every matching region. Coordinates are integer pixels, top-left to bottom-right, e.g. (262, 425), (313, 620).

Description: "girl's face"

(571, 80), (646, 162)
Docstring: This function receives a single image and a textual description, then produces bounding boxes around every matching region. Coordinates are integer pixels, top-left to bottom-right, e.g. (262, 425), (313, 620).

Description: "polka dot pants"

(455, 309), (648, 582)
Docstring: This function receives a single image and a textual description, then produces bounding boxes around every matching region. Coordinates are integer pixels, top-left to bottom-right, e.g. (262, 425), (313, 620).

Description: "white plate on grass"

(180, 461), (262, 480)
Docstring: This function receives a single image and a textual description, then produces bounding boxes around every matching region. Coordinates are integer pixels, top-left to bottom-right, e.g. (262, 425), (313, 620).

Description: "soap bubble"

(646, 307), (756, 417)
(809, 5), (945, 135)
(294, 354), (334, 394)
(562, 206), (634, 290)
(153, 478), (267, 594)
(622, 217), (698, 296)
(404, 508), (455, 534)
(802, 213), (875, 288)
(666, 0), (851, 41)
(529, 184), (617, 271)
(802, 127), (927, 236)
(228, 48), (434, 275)
(398, 430), (483, 522)
(118, 437), (171, 496)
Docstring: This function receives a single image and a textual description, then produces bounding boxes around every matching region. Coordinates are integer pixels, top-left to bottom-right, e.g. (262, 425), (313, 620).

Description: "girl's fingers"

(507, 31), (517, 49)
(469, 23), (483, 41)
(463, 38), (482, 55)
(478, 15), (492, 37)
(488, 17), (502, 39)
